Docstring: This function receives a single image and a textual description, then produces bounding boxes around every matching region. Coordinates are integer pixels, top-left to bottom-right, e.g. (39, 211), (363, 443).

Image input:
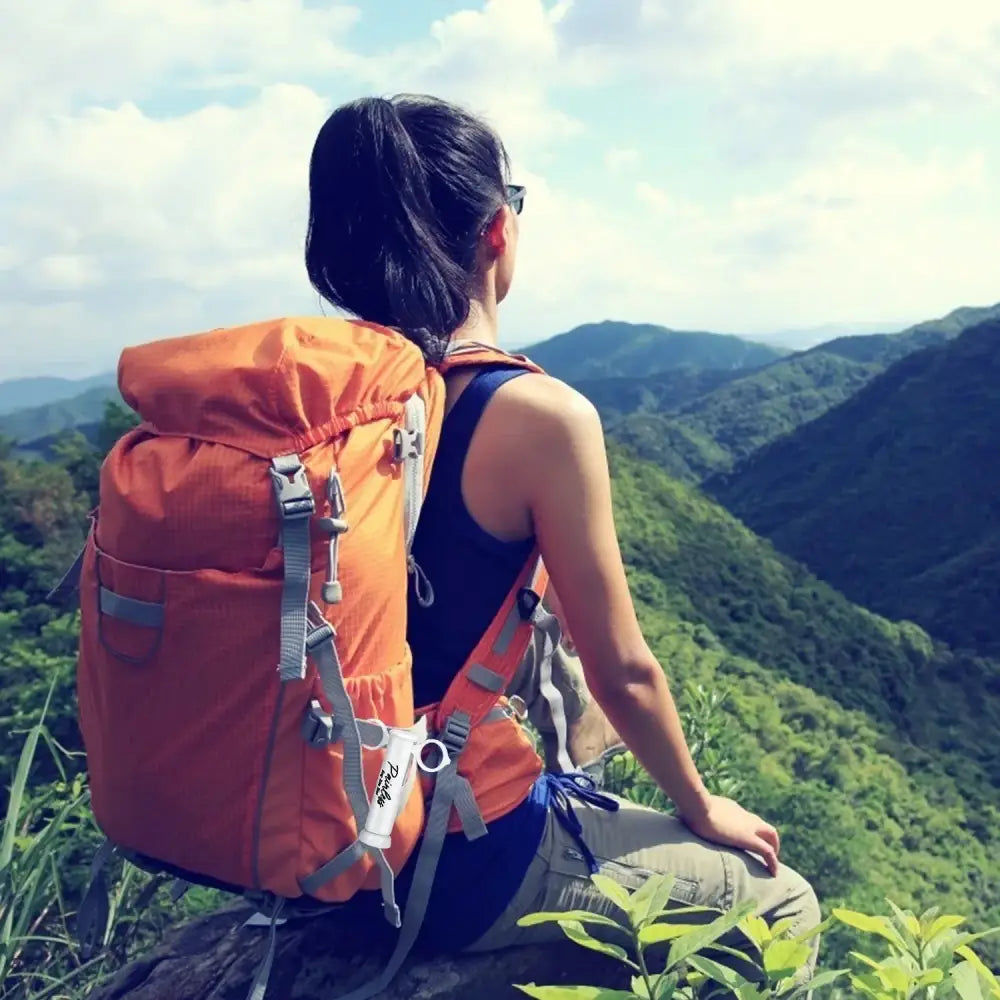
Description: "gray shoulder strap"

(269, 455), (316, 682)
(399, 393), (426, 557)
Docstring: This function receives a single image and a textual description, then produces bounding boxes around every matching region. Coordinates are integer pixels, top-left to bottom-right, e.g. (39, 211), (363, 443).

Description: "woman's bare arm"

(493, 374), (782, 873)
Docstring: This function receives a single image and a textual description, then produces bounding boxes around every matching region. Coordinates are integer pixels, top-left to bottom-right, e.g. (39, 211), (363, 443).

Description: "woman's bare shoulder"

(493, 371), (601, 431)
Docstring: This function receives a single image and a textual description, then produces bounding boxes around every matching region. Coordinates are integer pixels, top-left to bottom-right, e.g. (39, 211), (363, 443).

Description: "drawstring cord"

(408, 555), (435, 608)
(543, 771), (619, 874)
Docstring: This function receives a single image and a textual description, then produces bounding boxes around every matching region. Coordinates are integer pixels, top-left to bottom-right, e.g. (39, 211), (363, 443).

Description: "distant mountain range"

(0, 373), (117, 416)
(521, 321), (787, 380)
(558, 303), (1000, 480)
(1, 305), (995, 453)
(709, 318), (1000, 656)
(0, 385), (123, 448)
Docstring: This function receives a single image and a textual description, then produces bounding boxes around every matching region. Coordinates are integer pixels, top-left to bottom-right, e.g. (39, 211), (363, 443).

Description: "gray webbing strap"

(47, 542), (86, 604)
(495, 554), (545, 656)
(493, 601), (522, 656)
(99, 587), (164, 628)
(482, 704), (512, 724)
(374, 850), (401, 927)
(77, 838), (116, 959)
(169, 878), (190, 903)
(270, 455), (315, 682)
(300, 840), (366, 896)
(306, 613), (369, 828)
(303, 608), (399, 925)
(331, 712), (475, 1000)
(532, 605), (573, 773)
(358, 719), (386, 747)
(465, 662), (506, 693)
(451, 772), (488, 841)
(398, 394), (434, 608)
(399, 394), (426, 557)
(244, 897), (285, 1000)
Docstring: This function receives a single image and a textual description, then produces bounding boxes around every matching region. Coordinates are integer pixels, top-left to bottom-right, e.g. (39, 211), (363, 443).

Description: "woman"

(305, 94), (820, 979)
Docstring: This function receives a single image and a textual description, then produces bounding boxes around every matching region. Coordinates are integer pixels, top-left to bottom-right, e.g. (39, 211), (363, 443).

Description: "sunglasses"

(506, 184), (526, 215)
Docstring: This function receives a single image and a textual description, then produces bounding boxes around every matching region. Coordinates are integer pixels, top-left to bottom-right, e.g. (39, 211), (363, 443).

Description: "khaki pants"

(486, 639), (822, 985)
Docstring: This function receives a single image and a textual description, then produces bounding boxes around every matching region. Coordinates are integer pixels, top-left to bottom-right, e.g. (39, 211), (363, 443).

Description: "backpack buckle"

(302, 700), (342, 747)
(270, 456), (316, 520)
(439, 713), (472, 756)
(392, 428), (424, 463)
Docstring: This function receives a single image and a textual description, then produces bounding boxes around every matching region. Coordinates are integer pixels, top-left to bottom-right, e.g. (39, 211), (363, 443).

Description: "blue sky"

(1, 0), (998, 378)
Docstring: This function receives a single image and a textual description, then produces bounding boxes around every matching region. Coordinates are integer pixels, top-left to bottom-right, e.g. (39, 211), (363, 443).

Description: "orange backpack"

(58, 317), (560, 1000)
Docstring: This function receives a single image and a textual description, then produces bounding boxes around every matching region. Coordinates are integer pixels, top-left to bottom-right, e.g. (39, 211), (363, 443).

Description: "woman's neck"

(450, 297), (499, 347)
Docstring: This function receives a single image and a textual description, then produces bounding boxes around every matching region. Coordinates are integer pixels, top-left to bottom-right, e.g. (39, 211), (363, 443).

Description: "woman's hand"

(679, 794), (782, 876)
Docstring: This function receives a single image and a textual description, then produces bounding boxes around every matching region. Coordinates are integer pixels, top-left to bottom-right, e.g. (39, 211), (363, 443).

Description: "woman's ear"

(483, 208), (508, 256)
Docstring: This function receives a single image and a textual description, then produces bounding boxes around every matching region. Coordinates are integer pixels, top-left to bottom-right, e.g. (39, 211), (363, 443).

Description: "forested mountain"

(5, 303), (995, 462)
(709, 318), (1000, 657)
(523, 320), (786, 381)
(806, 302), (1000, 365)
(0, 372), (115, 415)
(582, 302), (1000, 479)
(2, 377), (999, 992)
(611, 446), (1000, 957)
(0, 385), (122, 449)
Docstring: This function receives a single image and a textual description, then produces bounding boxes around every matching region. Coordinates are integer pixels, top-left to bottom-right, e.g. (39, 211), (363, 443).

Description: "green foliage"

(608, 446), (1000, 964)
(512, 871), (1000, 999)
(512, 873), (835, 1000)
(832, 902), (1000, 1000)
(0, 695), (170, 1000)
(0, 403), (211, 999)
(711, 320), (1000, 657)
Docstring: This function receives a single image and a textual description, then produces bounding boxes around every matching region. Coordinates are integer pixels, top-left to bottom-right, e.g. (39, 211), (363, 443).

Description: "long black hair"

(305, 94), (511, 363)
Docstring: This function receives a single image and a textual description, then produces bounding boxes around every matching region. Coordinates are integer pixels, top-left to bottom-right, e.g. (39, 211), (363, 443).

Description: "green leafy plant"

(0, 684), (102, 999)
(511, 872), (836, 999)
(0, 685), (212, 1000)
(834, 902), (1000, 1000)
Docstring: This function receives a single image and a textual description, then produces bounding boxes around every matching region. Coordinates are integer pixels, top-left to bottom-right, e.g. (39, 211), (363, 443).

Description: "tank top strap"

(434, 365), (531, 489)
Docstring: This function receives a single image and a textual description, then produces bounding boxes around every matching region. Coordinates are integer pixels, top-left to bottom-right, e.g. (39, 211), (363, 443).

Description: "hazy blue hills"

(522, 320), (787, 381)
(710, 318), (1000, 656)
(0, 372), (116, 415)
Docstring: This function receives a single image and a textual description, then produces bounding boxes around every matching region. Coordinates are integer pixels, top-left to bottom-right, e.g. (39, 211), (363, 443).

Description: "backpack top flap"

(117, 316), (435, 456)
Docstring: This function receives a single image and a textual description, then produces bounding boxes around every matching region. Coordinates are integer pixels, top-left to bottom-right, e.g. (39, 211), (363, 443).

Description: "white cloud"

(0, 0), (998, 379)
(613, 143), (998, 330)
(362, 0), (584, 153)
(606, 148), (641, 174)
(557, 0), (1000, 154)
(0, 0), (363, 116)
(1, 83), (331, 374)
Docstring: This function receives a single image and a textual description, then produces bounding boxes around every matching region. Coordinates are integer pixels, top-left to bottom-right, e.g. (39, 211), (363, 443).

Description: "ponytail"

(305, 95), (510, 363)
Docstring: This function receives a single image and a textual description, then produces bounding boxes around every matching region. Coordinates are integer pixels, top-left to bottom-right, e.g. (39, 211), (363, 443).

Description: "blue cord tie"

(543, 771), (619, 874)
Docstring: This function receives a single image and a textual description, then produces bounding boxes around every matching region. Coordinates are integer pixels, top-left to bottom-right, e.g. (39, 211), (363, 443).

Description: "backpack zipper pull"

(318, 470), (348, 605)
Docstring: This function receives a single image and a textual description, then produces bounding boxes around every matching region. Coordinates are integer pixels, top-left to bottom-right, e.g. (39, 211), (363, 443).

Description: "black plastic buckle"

(517, 587), (541, 622)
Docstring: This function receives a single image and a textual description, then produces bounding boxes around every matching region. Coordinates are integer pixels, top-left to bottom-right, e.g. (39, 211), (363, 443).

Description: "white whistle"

(359, 723), (450, 850)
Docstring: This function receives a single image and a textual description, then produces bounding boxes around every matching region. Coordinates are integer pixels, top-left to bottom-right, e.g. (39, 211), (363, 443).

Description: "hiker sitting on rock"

(306, 94), (821, 977)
